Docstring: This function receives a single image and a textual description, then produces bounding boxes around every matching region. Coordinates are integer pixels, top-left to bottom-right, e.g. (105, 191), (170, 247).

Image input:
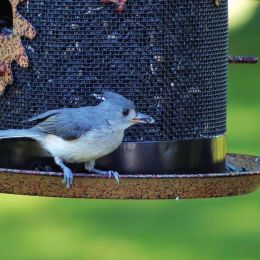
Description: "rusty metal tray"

(0, 153), (259, 199)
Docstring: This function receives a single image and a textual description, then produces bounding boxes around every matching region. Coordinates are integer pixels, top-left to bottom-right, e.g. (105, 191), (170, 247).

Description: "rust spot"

(0, 0), (36, 94)
(101, 0), (128, 12)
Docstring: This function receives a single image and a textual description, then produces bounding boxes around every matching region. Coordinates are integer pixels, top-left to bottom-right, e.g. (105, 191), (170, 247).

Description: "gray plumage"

(0, 91), (154, 188)
(0, 128), (44, 141)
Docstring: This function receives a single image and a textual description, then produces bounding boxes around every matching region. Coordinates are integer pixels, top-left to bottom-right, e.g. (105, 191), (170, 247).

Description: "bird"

(0, 91), (154, 188)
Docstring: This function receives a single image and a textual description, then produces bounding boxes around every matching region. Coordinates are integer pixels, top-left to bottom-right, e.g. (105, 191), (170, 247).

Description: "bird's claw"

(108, 170), (120, 184)
(92, 168), (121, 184)
(62, 168), (73, 189)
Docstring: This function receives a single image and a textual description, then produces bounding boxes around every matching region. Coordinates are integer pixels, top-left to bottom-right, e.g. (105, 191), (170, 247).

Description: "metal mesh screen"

(0, 0), (228, 142)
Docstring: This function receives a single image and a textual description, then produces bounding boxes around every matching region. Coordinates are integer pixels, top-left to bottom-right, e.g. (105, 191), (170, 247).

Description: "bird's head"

(93, 91), (154, 131)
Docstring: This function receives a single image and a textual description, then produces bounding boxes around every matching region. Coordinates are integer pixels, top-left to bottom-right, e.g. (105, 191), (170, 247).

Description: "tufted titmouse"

(0, 91), (154, 188)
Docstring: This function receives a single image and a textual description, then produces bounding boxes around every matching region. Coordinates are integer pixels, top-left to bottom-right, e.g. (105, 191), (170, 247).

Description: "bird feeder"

(0, 0), (259, 199)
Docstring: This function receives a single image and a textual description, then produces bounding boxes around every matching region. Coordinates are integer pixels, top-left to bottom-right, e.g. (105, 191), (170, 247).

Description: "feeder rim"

(0, 153), (259, 199)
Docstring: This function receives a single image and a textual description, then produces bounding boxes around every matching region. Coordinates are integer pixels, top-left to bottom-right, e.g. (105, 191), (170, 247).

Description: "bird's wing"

(30, 108), (93, 140)
(26, 109), (63, 123)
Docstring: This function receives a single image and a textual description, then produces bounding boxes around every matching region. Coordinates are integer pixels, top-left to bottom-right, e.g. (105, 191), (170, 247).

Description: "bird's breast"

(42, 130), (124, 163)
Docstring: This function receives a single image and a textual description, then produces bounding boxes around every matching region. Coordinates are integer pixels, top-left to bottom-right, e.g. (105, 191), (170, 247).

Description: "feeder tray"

(0, 153), (259, 199)
(0, 1), (259, 199)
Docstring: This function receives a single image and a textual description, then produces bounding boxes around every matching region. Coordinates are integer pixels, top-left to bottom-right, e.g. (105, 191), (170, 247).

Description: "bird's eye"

(122, 109), (130, 116)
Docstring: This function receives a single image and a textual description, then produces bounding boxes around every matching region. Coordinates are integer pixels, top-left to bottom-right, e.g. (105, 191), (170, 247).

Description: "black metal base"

(98, 135), (226, 174)
(0, 135), (226, 174)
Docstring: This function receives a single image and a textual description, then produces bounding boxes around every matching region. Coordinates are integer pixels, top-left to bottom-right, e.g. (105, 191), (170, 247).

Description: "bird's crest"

(92, 91), (135, 109)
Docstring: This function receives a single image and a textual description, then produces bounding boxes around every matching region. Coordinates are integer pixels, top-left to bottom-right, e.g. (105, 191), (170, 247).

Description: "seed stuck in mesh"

(100, 0), (128, 12)
(213, 0), (221, 7)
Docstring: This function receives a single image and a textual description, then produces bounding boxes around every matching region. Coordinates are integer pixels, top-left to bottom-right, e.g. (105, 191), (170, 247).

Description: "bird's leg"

(84, 160), (96, 172)
(100, 0), (128, 12)
(54, 157), (73, 188)
(85, 160), (120, 184)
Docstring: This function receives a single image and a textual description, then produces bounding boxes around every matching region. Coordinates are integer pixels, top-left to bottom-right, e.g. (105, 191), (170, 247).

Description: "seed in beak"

(131, 113), (154, 124)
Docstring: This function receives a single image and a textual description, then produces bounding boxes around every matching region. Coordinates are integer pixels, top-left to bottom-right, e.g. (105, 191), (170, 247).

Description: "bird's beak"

(130, 112), (155, 124)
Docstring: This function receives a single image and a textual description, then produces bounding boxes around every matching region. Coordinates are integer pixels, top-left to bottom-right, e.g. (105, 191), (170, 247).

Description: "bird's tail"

(0, 129), (44, 142)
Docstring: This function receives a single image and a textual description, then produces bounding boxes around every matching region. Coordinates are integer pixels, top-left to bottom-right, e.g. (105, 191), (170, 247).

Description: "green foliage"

(227, 7), (260, 156)
(0, 7), (259, 260)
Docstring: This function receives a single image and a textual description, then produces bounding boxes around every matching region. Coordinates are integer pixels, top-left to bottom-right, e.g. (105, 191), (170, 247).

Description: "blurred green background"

(0, 2), (259, 260)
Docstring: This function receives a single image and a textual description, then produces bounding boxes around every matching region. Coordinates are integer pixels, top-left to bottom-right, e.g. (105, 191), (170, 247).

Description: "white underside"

(41, 129), (124, 163)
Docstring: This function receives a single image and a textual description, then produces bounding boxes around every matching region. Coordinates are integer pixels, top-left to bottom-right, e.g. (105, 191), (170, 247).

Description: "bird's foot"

(92, 168), (120, 184)
(54, 157), (74, 188)
(100, 0), (128, 12)
(62, 168), (73, 189)
(107, 170), (120, 184)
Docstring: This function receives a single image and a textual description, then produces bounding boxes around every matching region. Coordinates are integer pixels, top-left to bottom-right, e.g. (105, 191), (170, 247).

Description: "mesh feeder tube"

(0, 0), (228, 175)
